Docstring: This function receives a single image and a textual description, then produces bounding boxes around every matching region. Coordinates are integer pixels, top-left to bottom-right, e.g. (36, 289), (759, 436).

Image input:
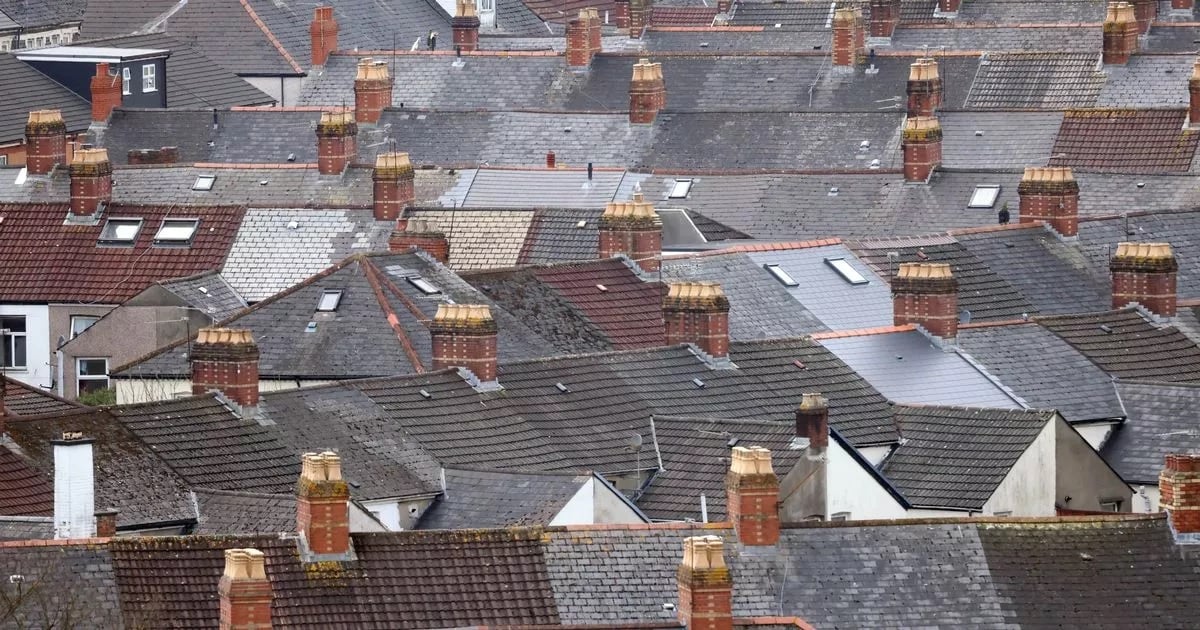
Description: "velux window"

(317, 289), (343, 312)
(99, 218), (142, 245)
(668, 179), (693, 199)
(968, 185), (1001, 209)
(825, 257), (869, 285)
(154, 219), (200, 245)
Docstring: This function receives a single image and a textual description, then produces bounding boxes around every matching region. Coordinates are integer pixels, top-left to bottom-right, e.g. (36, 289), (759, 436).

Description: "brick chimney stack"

(52, 432), (95, 539)
(1173, 0), (1193, 11)
(90, 63), (121, 124)
(1111, 242), (1178, 318)
(893, 262), (958, 340)
(664, 282), (730, 360)
(726, 446), (780, 546)
(613, 0), (630, 28)
(1189, 60), (1200, 128)
(938, 0), (960, 14)
(796, 393), (829, 450)
(1131, 0), (1155, 34)
(297, 451), (351, 555)
(372, 152), (414, 221)
(431, 304), (499, 383)
(191, 328), (260, 410)
(218, 548), (273, 630)
(1103, 2), (1138, 65)
(95, 509), (118, 538)
(906, 58), (942, 117)
(1017, 167), (1079, 237)
(869, 0), (901, 38)
(25, 110), (66, 175)
(676, 536), (734, 630)
(629, 0), (650, 37)
(901, 116), (942, 183)
(629, 58), (666, 124)
(354, 58), (392, 125)
(784, 394), (829, 522)
(389, 218), (450, 262)
(566, 13), (593, 68)
(315, 111), (357, 175)
(599, 193), (662, 271)
(68, 148), (112, 218)
(1160, 454), (1200, 535)
(310, 6), (339, 67)
(452, 0), (481, 52)
(583, 8), (602, 56)
(831, 8), (864, 68)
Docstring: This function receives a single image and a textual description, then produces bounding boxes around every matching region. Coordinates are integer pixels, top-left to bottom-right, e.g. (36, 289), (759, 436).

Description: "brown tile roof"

(652, 6), (719, 27)
(0, 446), (52, 517)
(534, 258), (666, 349)
(3, 377), (84, 417)
(522, 0), (616, 22)
(1049, 108), (1200, 173)
(0, 203), (245, 302)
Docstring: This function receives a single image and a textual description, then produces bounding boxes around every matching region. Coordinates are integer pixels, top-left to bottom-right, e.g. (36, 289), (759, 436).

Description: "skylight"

(407, 276), (441, 294)
(763, 263), (799, 287)
(98, 218), (142, 245)
(967, 185), (1001, 209)
(316, 289), (343, 312)
(154, 218), (200, 244)
(825, 257), (869, 285)
(668, 179), (693, 199)
(192, 175), (216, 191)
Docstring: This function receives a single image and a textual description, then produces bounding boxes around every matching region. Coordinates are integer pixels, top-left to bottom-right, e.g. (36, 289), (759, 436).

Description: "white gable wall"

(983, 422), (1056, 516)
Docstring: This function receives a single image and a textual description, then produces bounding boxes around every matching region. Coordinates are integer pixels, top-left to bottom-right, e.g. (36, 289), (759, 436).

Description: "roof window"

(824, 257), (869, 285)
(316, 289), (343, 312)
(98, 218), (142, 245)
(407, 276), (441, 294)
(154, 218), (200, 245)
(967, 185), (1001, 209)
(192, 175), (216, 191)
(763, 263), (799, 287)
(668, 179), (693, 199)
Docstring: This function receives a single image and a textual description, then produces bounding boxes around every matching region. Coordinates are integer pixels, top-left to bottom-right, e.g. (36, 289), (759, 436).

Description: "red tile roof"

(0, 446), (52, 517)
(535, 258), (665, 349)
(0, 203), (245, 303)
(1049, 109), (1200, 174)
(651, 6), (719, 27)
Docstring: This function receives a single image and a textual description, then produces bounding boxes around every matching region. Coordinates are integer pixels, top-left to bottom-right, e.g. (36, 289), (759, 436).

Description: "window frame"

(763, 263), (799, 287)
(142, 63), (156, 92)
(668, 179), (693, 199)
(191, 175), (216, 191)
(153, 218), (200, 246)
(407, 276), (441, 294)
(98, 218), (143, 246)
(121, 66), (131, 95)
(824, 257), (870, 285)
(967, 185), (1002, 209)
(70, 315), (100, 339)
(316, 289), (343, 312)
(76, 357), (110, 396)
(1, 316), (27, 370)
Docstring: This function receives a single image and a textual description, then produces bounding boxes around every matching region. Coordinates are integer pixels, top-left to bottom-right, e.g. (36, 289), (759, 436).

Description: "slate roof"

(0, 0), (82, 28)
(0, 541), (123, 627)
(2, 377), (84, 417)
(0, 516), (52, 541)
(453, 168), (642, 208)
(153, 0), (304, 75)
(954, 0), (1106, 23)
(642, 29), (830, 52)
(78, 0), (176, 38)
(191, 488), (298, 534)
(523, 0), (616, 22)
(889, 25), (1103, 52)
(882, 405), (1055, 510)
(1103, 381), (1200, 484)
(0, 446), (52, 517)
(1049, 108), (1200, 174)
(402, 208), (535, 271)
(1076, 209), (1200, 301)
(963, 52), (1105, 110)
(417, 468), (592, 529)
(745, 244), (895, 330)
(939, 112), (1063, 169)
(0, 53), (92, 142)
(99, 109), (325, 165)
(1073, 173), (1200, 219)
(1036, 308), (1200, 383)
(1096, 55), (1194, 109)
(0, 202), (244, 303)
(158, 271), (247, 321)
(518, 207), (606, 264)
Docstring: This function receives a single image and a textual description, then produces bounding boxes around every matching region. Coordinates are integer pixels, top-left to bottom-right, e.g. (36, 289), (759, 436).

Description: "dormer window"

(317, 289), (343, 312)
(98, 218), (142, 245)
(154, 219), (200, 245)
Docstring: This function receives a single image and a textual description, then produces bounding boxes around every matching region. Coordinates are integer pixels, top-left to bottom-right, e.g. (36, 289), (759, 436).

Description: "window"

(478, 0), (494, 10)
(1099, 500), (1122, 512)
(70, 315), (99, 339)
(192, 175), (216, 191)
(824, 257), (869, 285)
(121, 66), (131, 95)
(1, 316), (26, 369)
(77, 358), (109, 395)
(968, 185), (1001, 209)
(99, 218), (142, 245)
(407, 276), (441, 294)
(763, 263), (799, 287)
(316, 289), (343, 312)
(153, 218), (199, 245)
(0, 155), (7, 166)
(993, 510), (1012, 517)
(142, 64), (156, 92)
(830, 512), (851, 521)
(668, 179), (693, 199)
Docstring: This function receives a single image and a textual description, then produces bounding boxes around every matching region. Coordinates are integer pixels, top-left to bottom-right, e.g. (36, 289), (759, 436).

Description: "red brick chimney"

(95, 509), (118, 537)
(726, 446), (779, 546)
(629, 0), (650, 37)
(901, 116), (941, 183)
(664, 282), (730, 360)
(25, 110), (66, 175)
(1103, 2), (1138, 65)
(191, 327), (260, 409)
(452, 0), (481, 52)
(907, 58), (942, 117)
(1189, 60), (1200, 128)
(389, 218), (450, 262)
(1131, 0), (1155, 34)
(584, 8), (602, 56)
(613, 0), (630, 28)
(68, 148), (112, 217)
(629, 58), (666, 124)
(315, 111), (357, 175)
(869, 0), (901, 38)
(893, 262), (958, 340)
(676, 536), (734, 630)
(831, 8), (864, 68)
(566, 14), (593, 68)
(938, 0), (960, 13)
(90, 63), (121, 124)
(1160, 454), (1200, 534)
(1018, 167), (1079, 237)
(1173, 0), (1193, 10)
(1111, 242), (1178, 318)
(297, 452), (351, 555)
(373, 152), (414, 221)
(430, 304), (498, 383)
(599, 194), (662, 271)
(796, 393), (829, 450)
(354, 58), (392, 125)
(310, 6), (339, 67)
(218, 548), (273, 630)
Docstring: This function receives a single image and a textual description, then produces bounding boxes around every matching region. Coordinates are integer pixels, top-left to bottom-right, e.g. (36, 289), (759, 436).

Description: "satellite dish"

(958, 309), (972, 325)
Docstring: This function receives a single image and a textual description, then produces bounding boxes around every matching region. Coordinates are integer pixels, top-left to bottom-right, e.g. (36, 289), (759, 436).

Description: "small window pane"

(317, 289), (343, 312)
(71, 316), (99, 338)
(78, 358), (107, 376)
(763, 263), (799, 287)
(408, 277), (441, 294)
(192, 175), (216, 191)
(968, 185), (1001, 209)
(825, 257), (869, 285)
(154, 219), (199, 243)
(121, 67), (130, 95)
(100, 219), (142, 244)
(142, 64), (156, 91)
(668, 179), (693, 199)
(1, 316), (26, 333)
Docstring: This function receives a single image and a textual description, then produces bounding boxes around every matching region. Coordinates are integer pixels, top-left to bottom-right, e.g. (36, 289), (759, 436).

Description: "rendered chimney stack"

(787, 394), (829, 522)
(68, 148), (113, 217)
(452, 0), (481, 52)
(583, 8), (603, 56)
(676, 536), (734, 630)
(599, 193), (662, 271)
(901, 116), (942, 183)
(354, 58), (392, 125)
(1103, 2), (1138, 65)
(431, 304), (499, 383)
(869, 0), (901, 38)
(372, 151), (415, 221)
(310, 6), (339, 66)
(726, 446), (780, 546)
(664, 282), (730, 360)
(95, 509), (118, 538)
(1190, 60), (1200, 127)
(218, 548), (273, 630)
(90, 63), (121, 124)
(628, 0), (650, 37)
(315, 110), (358, 175)
(1017, 167), (1079, 237)
(1110, 242), (1178, 318)
(831, 8), (865, 67)
(629, 58), (666, 124)
(389, 218), (450, 263)
(25, 110), (66, 175)
(191, 328), (260, 409)
(892, 262), (958, 340)
(1160, 454), (1200, 534)
(53, 432), (96, 539)
(796, 393), (829, 450)
(1131, 0), (1155, 34)
(566, 13), (593, 68)
(297, 452), (351, 555)
(906, 58), (943, 117)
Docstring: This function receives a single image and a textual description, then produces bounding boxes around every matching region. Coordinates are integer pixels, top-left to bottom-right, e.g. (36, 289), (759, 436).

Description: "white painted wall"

(858, 445), (892, 467)
(827, 440), (908, 520)
(592, 477), (645, 523)
(349, 502), (389, 532)
(0, 304), (51, 388)
(983, 422), (1057, 516)
(551, 478), (595, 526)
(1131, 485), (1160, 513)
(1075, 423), (1117, 450)
(242, 76), (296, 107)
(115, 377), (332, 404)
(54, 439), (95, 539)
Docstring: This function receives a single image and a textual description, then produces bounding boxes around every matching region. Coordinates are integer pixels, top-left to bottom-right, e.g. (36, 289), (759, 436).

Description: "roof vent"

(869, 159), (881, 169)
(692, 377), (706, 388)
(1100, 324), (1114, 334)
(828, 187), (839, 196)
(419, 389), (433, 399)
(576, 220), (587, 228)
(793, 360), (806, 369)
(859, 140), (870, 150)
(555, 382), (570, 393)
(597, 284), (608, 292)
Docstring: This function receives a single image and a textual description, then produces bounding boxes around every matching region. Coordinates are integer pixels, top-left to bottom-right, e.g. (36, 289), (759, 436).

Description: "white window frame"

(153, 218), (200, 245)
(70, 315), (99, 339)
(968, 185), (1001, 209)
(1, 316), (27, 370)
(668, 179), (693, 199)
(824, 257), (869, 285)
(316, 289), (343, 312)
(0, 155), (7, 166)
(478, 0), (494, 11)
(142, 64), (156, 92)
(121, 66), (131, 95)
(76, 357), (109, 396)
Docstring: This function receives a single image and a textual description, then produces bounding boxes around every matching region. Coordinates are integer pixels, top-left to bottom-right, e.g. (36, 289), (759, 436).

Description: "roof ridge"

(361, 258), (428, 374)
(810, 325), (915, 340)
(237, 0), (303, 74)
(949, 221), (1046, 236)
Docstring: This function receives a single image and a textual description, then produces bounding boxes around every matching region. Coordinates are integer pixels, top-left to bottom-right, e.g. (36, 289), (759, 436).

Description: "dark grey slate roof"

(0, 542), (123, 628)
(490, 0), (551, 35)
(939, 112), (1062, 169)
(1074, 172), (1200, 218)
(0, 516), (52, 541)
(957, 323), (1125, 423)
(0, 53), (92, 142)
(518, 207), (605, 264)
(883, 405), (1054, 510)
(159, 270), (247, 321)
(1097, 55), (1194, 108)
(1076, 209), (1200, 302)
(642, 30), (829, 52)
(1142, 24), (1200, 54)
(155, 0), (303, 75)
(963, 52), (1105, 110)
(455, 168), (643, 208)
(98, 109), (324, 165)
(1036, 308), (1200, 384)
(1103, 381), (1200, 484)
(747, 244), (895, 330)
(889, 25), (1103, 52)
(417, 468), (592, 529)
(955, 0), (1106, 22)
(192, 488), (297, 534)
(0, 0), (82, 28)
(79, 0), (177, 39)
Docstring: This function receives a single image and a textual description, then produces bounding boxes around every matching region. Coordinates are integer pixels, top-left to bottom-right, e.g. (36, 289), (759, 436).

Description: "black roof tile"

(1037, 308), (1200, 383)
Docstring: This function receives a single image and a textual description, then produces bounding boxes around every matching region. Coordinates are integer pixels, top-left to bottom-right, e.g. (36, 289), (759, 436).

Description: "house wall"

(2, 26), (81, 51)
(243, 76), (298, 107)
(1131, 486), (1160, 513)
(0, 304), (51, 388)
(49, 303), (116, 397)
(983, 422), (1057, 516)
(780, 439), (908, 522)
(1054, 417), (1133, 513)
(351, 500), (402, 532)
(551, 478), (596, 525)
(1074, 423), (1117, 450)
(115, 377), (333, 404)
